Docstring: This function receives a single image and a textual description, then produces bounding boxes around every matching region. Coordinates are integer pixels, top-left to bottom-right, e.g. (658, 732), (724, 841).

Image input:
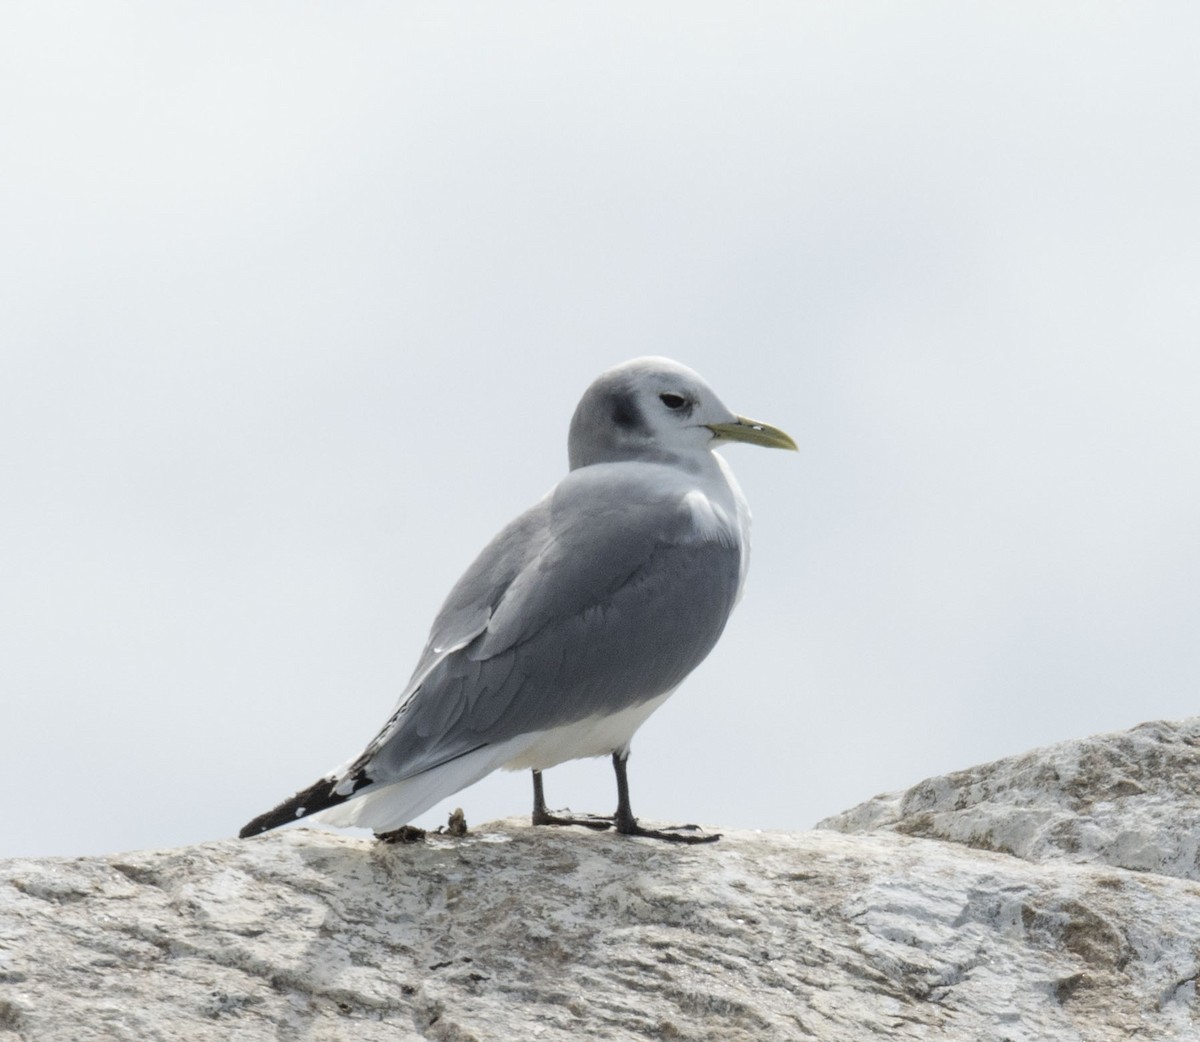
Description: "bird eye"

(659, 393), (687, 410)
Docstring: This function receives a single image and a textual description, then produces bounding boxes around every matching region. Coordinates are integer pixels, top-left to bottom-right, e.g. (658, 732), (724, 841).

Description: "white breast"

(712, 452), (753, 603)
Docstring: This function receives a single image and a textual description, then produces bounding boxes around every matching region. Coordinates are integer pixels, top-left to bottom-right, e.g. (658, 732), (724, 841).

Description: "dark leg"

(611, 752), (720, 844)
(530, 769), (612, 830)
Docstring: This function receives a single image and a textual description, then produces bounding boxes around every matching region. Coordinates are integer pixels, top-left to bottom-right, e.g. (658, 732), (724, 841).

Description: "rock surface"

(2, 720), (1200, 1041)
(820, 717), (1200, 882)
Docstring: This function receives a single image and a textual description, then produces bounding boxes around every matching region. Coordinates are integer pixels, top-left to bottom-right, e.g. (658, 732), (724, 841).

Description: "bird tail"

(240, 736), (529, 839)
(238, 773), (355, 838)
(314, 744), (506, 831)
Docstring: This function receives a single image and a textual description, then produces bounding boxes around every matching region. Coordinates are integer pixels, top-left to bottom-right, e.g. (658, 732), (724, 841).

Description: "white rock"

(2, 719), (1200, 1040)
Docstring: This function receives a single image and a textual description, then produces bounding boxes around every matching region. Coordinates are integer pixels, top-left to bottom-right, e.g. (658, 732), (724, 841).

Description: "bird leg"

(611, 752), (721, 844)
(530, 769), (613, 830)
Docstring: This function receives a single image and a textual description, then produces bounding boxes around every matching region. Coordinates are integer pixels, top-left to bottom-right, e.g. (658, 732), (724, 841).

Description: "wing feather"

(359, 462), (743, 783)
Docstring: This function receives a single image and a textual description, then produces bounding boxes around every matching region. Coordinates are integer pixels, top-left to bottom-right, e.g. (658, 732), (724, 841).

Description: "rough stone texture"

(3, 720), (1200, 1041)
(820, 717), (1200, 881)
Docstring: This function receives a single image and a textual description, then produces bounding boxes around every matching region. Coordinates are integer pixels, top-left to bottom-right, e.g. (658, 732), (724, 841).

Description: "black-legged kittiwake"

(239, 357), (796, 844)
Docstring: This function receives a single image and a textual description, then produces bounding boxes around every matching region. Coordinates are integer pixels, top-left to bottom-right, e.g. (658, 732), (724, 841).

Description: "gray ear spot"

(610, 391), (647, 432)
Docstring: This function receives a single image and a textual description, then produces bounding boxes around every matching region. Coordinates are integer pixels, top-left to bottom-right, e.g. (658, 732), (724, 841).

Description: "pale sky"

(3, 3), (1199, 857)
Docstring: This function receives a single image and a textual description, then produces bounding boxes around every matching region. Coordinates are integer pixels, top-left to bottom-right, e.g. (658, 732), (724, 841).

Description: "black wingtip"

(238, 818), (270, 840)
(238, 774), (354, 839)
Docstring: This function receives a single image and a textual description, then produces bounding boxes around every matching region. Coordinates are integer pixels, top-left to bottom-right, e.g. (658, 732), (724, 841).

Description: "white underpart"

(499, 687), (677, 771)
(316, 689), (678, 831)
(713, 451), (753, 602)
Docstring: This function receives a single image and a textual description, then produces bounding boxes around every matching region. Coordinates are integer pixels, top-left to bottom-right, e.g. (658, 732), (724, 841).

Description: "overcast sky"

(3, 4), (1199, 858)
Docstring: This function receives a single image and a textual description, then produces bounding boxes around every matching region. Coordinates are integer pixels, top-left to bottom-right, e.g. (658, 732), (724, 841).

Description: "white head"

(567, 356), (796, 470)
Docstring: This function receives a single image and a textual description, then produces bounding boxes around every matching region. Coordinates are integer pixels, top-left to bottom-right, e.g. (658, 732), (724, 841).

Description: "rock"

(819, 717), (1200, 881)
(2, 721), (1200, 1040)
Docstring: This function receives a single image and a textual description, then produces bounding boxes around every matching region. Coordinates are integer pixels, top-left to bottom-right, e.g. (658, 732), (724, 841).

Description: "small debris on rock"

(375, 825), (427, 844)
(446, 807), (468, 837)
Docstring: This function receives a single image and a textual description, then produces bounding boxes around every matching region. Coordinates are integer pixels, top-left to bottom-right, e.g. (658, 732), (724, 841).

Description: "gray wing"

(345, 463), (742, 787)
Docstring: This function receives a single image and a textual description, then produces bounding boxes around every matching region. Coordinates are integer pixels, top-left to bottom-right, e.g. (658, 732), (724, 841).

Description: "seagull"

(239, 357), (796, 844)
